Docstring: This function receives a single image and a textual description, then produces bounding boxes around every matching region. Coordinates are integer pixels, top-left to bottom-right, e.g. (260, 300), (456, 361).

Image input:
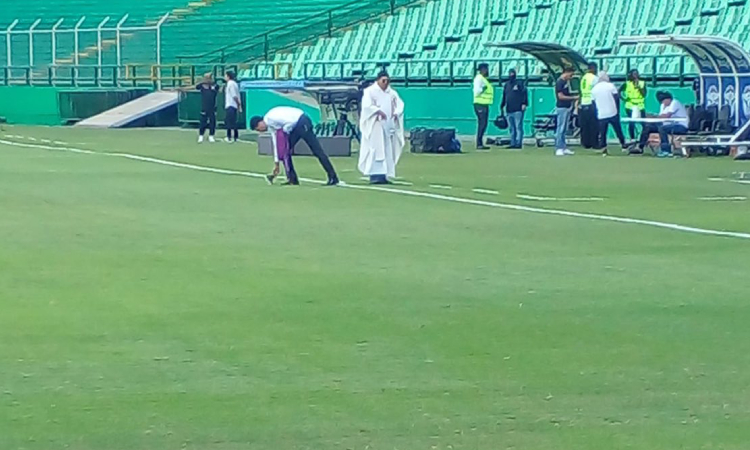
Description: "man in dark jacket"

(196, 73), (219, 143)
(500, 68), (529, 148)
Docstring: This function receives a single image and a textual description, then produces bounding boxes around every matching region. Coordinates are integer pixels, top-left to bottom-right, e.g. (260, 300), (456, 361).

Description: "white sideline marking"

(360, 176), (413, 186)
(707, 177), (750, 185)
(429, 184), (453, 190)
(472, 188), (499, 195)
(698, 196), (747, 201)
(2, 137), (750, 241)
(517, 194), (605, 202)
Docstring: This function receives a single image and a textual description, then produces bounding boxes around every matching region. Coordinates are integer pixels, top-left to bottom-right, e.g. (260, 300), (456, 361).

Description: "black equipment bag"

(410, 127), (460, 153)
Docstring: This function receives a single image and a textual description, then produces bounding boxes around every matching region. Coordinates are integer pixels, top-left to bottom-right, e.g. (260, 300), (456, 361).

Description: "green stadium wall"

(0, 87), (61, 125)
(398, 86), (697, 136)
(2, 85), (695, 135)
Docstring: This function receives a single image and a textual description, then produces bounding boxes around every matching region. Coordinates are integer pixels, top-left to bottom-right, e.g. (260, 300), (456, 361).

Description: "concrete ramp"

(76, 91), (179, 128)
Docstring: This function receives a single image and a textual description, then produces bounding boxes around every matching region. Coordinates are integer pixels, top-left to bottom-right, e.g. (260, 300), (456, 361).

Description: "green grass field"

(1, 125), (749, 450)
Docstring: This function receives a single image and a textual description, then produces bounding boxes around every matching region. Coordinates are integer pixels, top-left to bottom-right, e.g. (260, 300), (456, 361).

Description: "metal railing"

(286, 54), (697, 86)
(2, 13), (170, 86)
(176, 0), (421, 63)
(0, 53), (698, 89)
(0, 63), (242, 89)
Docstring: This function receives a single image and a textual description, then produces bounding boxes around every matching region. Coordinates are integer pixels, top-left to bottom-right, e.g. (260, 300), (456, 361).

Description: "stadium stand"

(3, 0), (750, 84)
(272, 0), (750, 80)
(0, 0), (373, 71)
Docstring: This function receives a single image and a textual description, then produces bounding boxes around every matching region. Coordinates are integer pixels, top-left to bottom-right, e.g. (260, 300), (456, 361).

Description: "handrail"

(300, 54), (688, 65)
(176, 0), (412, 63)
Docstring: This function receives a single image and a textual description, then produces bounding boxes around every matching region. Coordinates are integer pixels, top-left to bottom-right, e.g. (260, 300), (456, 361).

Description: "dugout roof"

(618, 35), (750, 126)
(484, 41), (590, 78)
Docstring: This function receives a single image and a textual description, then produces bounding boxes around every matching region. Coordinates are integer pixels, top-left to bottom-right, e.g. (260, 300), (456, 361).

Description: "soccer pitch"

(1, 125), (749, 450)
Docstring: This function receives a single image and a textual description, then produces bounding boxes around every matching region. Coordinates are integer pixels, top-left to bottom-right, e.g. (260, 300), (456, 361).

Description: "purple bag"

(275, 129), (289, 159)
(275, 129), (292, 176)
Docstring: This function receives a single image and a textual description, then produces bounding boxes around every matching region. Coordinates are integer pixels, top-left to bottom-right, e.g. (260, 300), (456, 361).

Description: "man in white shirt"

(590, 72), (627, 154)
(250, 107), (339, 186)
(224, 71), (242, 143)
(634, 91), (690, 157)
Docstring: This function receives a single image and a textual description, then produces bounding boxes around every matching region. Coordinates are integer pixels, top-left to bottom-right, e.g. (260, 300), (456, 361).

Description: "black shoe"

(281, 180), (300, 186)
(477, 145), (491, 150)
(325, 178), (339, 186)
(265, 174), (276, 185)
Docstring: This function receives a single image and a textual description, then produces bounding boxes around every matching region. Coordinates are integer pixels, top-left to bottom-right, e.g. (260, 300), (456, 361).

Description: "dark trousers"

(638, 123), (688, 152)
(598, 115), (626, 149)
(625, 108), (639, 140)
(225, 106), (239, 141)
(288, 114), (338, 182)
(579, 104), (599, 148)
(199, 111), (216, 136)
(474, 104), (489, 146)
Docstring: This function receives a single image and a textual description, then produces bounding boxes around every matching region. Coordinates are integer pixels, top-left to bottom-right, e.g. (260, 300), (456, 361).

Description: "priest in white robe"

(358, 71), (405, 184)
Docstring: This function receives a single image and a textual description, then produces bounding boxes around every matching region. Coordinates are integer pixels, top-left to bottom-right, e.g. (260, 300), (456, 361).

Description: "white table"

(620, 117), (685, 124)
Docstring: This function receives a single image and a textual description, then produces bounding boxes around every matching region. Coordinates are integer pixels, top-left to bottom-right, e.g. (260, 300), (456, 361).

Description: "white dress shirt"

(265, 106), (305, 162)
(473, 74), (486, 97)
(224, 80), (240, 109)
(660, 99), (689, 128)
(591, 81), (620, 119)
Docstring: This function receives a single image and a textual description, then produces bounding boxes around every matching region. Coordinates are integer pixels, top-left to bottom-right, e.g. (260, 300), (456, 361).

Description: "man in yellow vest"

(619, 69), (647, 140)
(473, 63), (494, 150)
(579, 62), (599, 149)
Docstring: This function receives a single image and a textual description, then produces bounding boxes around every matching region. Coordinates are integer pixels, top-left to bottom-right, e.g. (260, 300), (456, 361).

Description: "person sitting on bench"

(633, 91), (689, 158)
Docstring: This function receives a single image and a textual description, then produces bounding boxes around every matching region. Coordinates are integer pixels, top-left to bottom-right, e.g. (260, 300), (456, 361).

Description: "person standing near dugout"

(473, 63), (494, 150)
(579, 63), (600, 149)
(620, 69), (647, 140)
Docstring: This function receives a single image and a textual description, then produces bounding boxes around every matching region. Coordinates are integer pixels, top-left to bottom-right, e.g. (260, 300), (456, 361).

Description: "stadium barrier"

(1, 53), (700, 89)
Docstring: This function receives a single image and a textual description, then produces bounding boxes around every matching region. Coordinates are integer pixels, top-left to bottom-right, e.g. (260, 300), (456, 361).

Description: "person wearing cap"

(579, 62), (600, 149)
(473, 63), (494, 150)
(500, 68), (528, 149)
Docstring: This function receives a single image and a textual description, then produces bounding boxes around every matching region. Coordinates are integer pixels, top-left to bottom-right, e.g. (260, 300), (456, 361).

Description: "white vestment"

(358, 84), (405, 178)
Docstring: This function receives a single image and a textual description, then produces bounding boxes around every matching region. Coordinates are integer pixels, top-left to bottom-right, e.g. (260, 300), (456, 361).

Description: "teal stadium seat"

(272, 0), (750, 80)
